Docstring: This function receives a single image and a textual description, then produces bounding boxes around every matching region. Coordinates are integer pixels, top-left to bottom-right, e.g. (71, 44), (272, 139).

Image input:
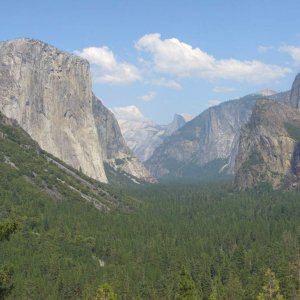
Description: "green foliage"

(241, 151), (263, 169)
(0, 219), (18, 299)
(94, 283), (117, 300)
(257, 269), (284, 300)
(284, 122), (300, 141)
(0, 219), (18, 241)
(175, 266), (198, 300)
(160, 158), (231, 183)
(0, 265), (13, 300)
(0, 113), (299, 299)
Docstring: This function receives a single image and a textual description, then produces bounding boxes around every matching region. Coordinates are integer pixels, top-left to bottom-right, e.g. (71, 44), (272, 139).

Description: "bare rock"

(0, 38), (107, 182)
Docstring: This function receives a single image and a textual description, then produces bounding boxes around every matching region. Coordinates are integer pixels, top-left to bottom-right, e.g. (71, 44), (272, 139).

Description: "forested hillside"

(2, 180), (300, 299)
(0, 112), (299, 299)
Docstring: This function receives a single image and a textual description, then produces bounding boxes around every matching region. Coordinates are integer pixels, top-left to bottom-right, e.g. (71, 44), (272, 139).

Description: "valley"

(1, 5), (300, 298)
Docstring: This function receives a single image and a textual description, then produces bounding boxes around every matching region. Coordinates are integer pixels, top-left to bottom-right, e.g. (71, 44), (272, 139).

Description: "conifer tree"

(257, 269), (284, 300)
(94, 283), (117, 300)
(175, 266), (199, 300)
(0, 219), (18, 299)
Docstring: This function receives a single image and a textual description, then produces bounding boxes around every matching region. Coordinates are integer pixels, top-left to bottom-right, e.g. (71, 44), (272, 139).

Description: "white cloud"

(279, 45), (300, 65)
(139, 91), (157, 102)
(207, 99), (221, 107)
(257, 45), (274, 53)
(150, 78), (182, 89)
(110, 106), (146, 121)
(179, 113), (193, 121)
(212, 86), (236, 93)
(136, 33), (291, 83)
(75, 46), (140, 84)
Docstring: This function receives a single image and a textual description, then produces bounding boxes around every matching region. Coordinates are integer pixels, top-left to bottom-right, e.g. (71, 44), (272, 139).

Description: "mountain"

(111, 106), (192, 161)
(145, 91), (290, 180)
(0, 111), (126, 211)
(3, 112), (300, 299)
(235, 74), (300, 190)
(289, 72), (300, 108)
(235, 100), (300, 189)
(92, 97), (155, 183)
(0, 38), (152, 184)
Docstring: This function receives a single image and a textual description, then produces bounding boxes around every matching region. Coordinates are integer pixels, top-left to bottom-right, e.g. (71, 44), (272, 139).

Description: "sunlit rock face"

(92, 96), (156, 183)
(235, 100), (300, 190)
(0, 38), (107, 182)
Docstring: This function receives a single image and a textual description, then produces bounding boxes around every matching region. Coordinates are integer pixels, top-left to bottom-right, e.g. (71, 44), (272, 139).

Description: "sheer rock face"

(146, 95), (259, 178)
(235, 100), (300, 190)
(92, 95), (156, 183)
(289, 73), (300, 108)
(0, 38), (108, 182)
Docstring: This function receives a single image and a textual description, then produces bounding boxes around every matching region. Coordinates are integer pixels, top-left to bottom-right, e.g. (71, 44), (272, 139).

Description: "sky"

(2, 0), (300, 123)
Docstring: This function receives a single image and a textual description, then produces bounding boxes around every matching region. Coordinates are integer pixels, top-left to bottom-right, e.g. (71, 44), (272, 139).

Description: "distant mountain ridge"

(111, 106), (192, 161)
(145, 90), (291, 181)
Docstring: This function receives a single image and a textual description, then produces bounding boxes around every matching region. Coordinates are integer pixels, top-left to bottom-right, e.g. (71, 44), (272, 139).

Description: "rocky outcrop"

(0, 38), (108, 182)
(235, 100), (300, 189)
(289, 73), (300, 108)
(92, 96), (155, 183)
(164, 113), (192, 136)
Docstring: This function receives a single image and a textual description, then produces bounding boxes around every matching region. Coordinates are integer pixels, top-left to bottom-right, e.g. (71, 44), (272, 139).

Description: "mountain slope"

(145, 91), (290, 180)
(145, 95), (260, 179)
(235, 100), (300, 190)
(0, 38), (152, 184)
(92, 96), (155, 183)
(0, 112), (133, 211)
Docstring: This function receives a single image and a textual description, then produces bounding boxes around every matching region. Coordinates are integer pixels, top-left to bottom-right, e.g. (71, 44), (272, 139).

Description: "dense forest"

(1, 179), (300, 299)
(0, 114), (299, 299)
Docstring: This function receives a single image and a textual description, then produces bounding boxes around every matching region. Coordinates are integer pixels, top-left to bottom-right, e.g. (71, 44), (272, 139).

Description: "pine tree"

(94, 283), (117, 300)
(223, 274), (244, 300)
(290, 252), (300, 299)
(0, 219), (18, 299)
(257, 269), (284, 300)
(175, 266), (199, 300)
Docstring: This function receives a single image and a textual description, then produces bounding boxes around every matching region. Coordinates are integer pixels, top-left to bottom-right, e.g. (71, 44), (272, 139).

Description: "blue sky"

(2, 0), (300, 123)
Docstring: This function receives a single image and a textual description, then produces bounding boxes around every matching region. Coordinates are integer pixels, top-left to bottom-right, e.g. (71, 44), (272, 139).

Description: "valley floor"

(1, 179), (300, 299)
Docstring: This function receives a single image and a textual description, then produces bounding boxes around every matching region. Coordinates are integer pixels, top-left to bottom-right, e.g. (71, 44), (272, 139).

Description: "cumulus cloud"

(212, 86), (236, 93)
(207, 99), (221, 107)
(150, 78), (182, 89)
(75, 46), (140, 84)
(110, 106), (146, 121)
(136, 33), (291, 83)
(179, 113), (193, 122)
(279, 45), (300, 65)
(139, 91), (157, 102)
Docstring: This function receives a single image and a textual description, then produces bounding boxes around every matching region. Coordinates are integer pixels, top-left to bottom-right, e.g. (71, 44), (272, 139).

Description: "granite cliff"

(235, 100), (300, 189)
(92, 96), (155, 183)
(0, 38), (152, 183)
